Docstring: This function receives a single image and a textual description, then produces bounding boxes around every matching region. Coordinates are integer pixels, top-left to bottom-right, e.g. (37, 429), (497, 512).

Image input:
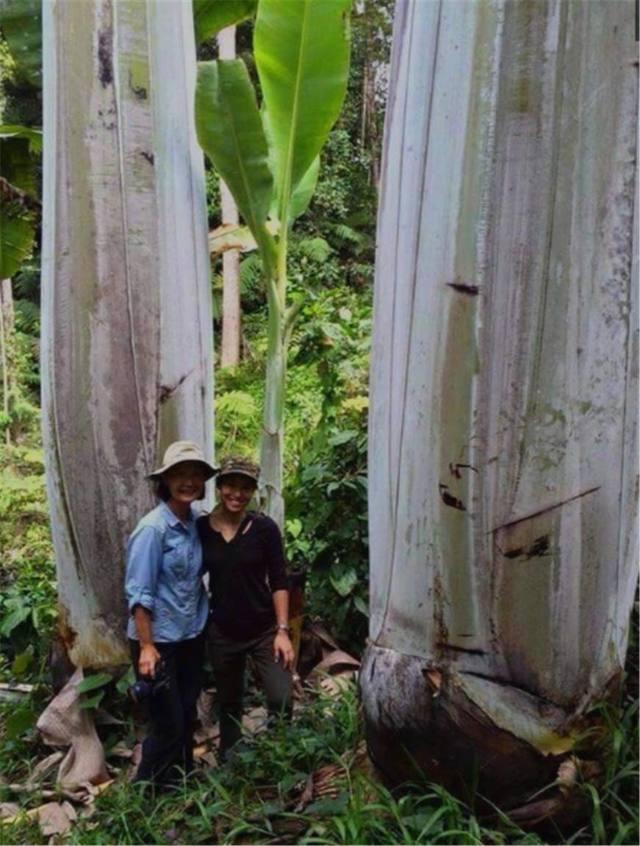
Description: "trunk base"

(359, 643), (603, 829)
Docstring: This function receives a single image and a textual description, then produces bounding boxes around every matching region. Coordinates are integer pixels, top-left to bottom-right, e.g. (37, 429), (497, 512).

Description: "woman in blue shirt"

(125, 440), (216, 786)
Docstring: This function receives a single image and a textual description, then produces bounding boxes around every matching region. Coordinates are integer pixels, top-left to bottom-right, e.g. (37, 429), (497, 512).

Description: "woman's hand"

(273, 630), (295, 671)
(139, 643), (161, 678)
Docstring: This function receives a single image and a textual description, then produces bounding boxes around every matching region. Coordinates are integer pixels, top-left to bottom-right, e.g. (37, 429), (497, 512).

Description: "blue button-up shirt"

(125, 503), (208, 642)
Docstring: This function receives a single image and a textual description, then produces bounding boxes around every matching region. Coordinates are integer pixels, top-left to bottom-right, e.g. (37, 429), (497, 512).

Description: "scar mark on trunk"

(499, 535), (551, 560)
(439, 483), (466, 511)
(129, 71), (147, 99)
(449, 462), (478, 479)
(98, 29), (113, 87)
(489, 486), (600, 533)
(159, 369), (194, 403)
(436, 643), (488, 656)
(140, 151), (154, 165)
(446, 281), (479, 296)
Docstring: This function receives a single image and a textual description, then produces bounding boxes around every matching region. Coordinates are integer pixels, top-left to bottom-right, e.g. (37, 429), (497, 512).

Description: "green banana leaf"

(268, 152), (320, 224)
(0, 0), (42, 88)
(290, 155), (320, 221)
(193, 0), (257, 44)
(196, 59), (273, 249)
(254, 0), (351, 220)
(0, 125), (43, 154)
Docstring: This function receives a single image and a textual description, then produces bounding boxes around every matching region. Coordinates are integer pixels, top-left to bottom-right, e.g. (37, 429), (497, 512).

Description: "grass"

(2, 675), (637, 846)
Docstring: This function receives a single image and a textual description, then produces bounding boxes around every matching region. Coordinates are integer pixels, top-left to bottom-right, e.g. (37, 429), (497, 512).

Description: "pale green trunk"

(259, 258), (286, 529)
(41, 0), (213, 668)
(361, 0), (637, 822)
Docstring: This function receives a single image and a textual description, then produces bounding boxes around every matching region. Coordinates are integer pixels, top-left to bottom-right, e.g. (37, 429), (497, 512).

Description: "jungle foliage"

(0, 3), (637, 845)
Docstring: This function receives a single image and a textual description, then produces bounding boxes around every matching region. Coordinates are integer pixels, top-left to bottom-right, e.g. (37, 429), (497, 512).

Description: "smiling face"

(162, 461), (207, 506)
(216, 473), (257, 515)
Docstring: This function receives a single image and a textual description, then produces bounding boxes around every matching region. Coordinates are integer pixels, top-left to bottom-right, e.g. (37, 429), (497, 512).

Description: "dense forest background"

(0, 4), (637, 845)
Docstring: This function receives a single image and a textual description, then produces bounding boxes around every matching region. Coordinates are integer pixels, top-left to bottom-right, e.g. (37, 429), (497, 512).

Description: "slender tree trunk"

(41, 0), (213, 668)
(360, 2), (369, 150)
(260, 282), (286, 529)
(361, 0), (637, 825)
(217, 25), (241, 369)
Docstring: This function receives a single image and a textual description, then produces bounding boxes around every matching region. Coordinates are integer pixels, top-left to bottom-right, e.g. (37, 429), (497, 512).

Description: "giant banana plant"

(41, 0), (213, 667)
(360, 0), (638, 825)
(195, 0), (351, 527)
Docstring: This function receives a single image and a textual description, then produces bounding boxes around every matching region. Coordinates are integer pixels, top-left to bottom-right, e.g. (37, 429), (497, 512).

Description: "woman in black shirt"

(197, 457), (294, 760)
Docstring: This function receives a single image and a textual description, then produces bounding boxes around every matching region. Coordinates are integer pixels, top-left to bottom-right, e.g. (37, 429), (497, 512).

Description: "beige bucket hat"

(217, 456), (260, 483)
(147, 440), (217, 481)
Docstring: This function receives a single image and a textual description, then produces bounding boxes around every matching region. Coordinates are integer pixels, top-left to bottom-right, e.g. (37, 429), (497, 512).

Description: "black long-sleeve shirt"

(196, 511), (288, 640)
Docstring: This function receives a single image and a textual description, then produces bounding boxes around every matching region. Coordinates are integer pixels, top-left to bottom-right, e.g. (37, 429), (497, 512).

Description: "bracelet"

(276, 623), (290, 632)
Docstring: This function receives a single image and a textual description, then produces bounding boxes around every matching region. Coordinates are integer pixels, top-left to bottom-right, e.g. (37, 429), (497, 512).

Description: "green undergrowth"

(1, 675), (637, 846)
(0, 443), (56, 684)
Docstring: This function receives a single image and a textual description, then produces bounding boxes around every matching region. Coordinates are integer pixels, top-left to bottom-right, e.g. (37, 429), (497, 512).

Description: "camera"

(128, 659), (169, 704)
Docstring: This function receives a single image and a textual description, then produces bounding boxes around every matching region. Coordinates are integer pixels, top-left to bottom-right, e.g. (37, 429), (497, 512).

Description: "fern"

(216, 390), (257, 421)
(14, 300), (40, 334)
(12, 265), (40, 302)
(298, 236), (331, 263)
(239, 253), (262, 290)
(329, 222), (372, 256)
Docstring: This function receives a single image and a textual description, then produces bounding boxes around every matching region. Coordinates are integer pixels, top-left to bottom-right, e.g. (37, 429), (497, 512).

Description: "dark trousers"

(129, 634), (204, 786)
(208, 623), (293, 759)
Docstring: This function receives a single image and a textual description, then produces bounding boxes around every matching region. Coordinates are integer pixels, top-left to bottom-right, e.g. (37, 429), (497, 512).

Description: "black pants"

(209, 623), (293, 759)
(129, 634), (204, 786)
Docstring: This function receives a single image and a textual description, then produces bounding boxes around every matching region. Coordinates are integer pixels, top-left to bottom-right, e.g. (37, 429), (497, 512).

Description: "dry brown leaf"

(307, 623), (340, 654)
(27, 752), (65, 786)
(0, 803), (20, 820)
(308, 650), (360, 679)
(61, 801), (77, 821)
(108, 743), (133, 760)
(557, 757), (578, 794)
(194, 724), (219, 744)
(243, 706), (268, 733)
(195, 750), (218, 768)
(36, 669), (109, 789)
(196, 688), (217, 731)
(317, 675), (354, 699)
(36, 802), (74, 837)
(293, 773), (314, 813)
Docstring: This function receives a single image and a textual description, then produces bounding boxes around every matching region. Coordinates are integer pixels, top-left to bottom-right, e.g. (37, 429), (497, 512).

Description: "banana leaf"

(193, 0), (256, 44)
(196, 59), (274, 252)
(254, 0), (350, 220)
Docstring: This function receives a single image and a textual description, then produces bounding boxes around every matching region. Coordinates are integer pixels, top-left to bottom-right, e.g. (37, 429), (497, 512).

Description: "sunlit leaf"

(196, 60), (274, 257)
(193, 0), (256, 44)
(254, 0), (351, 218)
(330, 566), (358, 598)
